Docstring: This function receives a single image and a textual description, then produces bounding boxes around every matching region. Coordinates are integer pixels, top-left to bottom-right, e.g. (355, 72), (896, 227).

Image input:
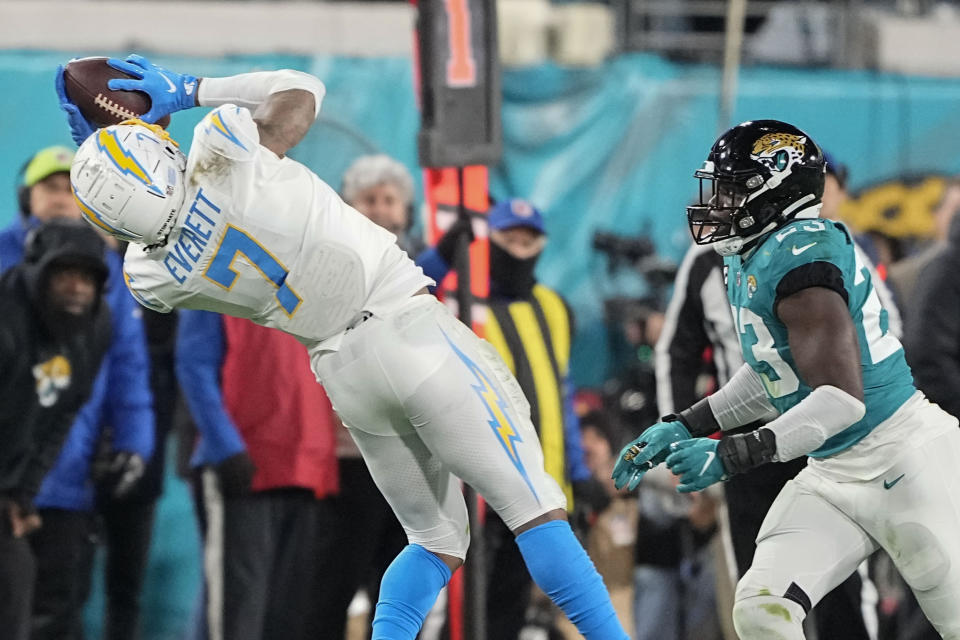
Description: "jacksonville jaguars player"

(58, 55), (628, 640)
(613, 120), (960, 639)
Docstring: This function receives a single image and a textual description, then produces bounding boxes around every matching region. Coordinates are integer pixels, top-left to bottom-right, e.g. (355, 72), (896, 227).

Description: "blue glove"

(611, 420), (691, 491)
(106, 54), (198, 123)
(665, 438), (727, 493)
(55, 64), (96, 146)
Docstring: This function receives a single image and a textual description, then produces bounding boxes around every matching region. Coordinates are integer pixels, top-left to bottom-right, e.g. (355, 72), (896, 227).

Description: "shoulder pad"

(193, 105), (260, 161)
(766, 220), (849, 263)
(746, 220), (854, 296)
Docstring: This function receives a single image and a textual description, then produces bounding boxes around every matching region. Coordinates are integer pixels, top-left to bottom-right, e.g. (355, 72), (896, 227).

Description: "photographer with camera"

(418, 198), (596, 638)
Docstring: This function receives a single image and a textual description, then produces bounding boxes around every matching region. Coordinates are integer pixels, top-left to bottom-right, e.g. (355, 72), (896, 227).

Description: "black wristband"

(676, 397), (721, 437)
(717, 428), (777, 476)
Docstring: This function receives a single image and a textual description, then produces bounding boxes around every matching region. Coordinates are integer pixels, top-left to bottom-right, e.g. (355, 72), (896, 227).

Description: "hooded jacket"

(0, 222), (112, 505)
(0, 216), (154, 510)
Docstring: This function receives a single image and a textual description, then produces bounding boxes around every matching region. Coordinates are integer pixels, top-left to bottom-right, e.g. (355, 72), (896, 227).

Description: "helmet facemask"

(687, 165), (771, 255)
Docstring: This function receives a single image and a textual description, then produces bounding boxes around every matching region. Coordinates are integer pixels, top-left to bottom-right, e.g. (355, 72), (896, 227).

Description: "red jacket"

(220, 316), (338, 498)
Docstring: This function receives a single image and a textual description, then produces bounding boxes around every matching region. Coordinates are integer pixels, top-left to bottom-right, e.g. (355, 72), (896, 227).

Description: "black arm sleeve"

(774, 261), (848, 313)
(904, 249), (960, 418)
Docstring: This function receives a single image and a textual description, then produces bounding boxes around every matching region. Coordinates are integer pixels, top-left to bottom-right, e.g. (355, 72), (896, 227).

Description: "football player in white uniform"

(60, 55), (629, 640)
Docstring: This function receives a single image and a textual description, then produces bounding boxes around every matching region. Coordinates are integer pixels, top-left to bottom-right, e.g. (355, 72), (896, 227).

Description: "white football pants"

(312, 294), (566, 559)
(734, 393), (960, 639)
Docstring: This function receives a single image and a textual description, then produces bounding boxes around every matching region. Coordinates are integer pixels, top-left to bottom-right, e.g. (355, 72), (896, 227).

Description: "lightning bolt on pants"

(312, 294), (566, 558)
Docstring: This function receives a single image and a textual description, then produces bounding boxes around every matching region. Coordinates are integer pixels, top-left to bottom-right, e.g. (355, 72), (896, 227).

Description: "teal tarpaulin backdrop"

(5, 51), (960, 393)
(2, 50), (960, 638)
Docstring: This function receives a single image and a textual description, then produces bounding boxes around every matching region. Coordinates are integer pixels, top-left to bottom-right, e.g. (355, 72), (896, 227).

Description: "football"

(63, 57), (171, 129)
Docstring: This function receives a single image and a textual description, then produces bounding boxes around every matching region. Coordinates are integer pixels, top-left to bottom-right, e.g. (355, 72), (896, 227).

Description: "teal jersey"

(724, 219), (915, 457)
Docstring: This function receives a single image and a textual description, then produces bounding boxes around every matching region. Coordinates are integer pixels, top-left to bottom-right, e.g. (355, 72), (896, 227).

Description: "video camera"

(592, 230), (678, 294)
(592, 231), (655, 265)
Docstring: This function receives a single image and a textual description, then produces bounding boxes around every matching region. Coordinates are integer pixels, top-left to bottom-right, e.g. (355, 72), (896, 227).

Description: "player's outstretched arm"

(666, 285), (867, 492)
(612, 362), (780, 491)
(196, 69), (325, 157)
(103, 54), (324, 157)
(741, 286), (866, 463)
(250, 89), (317, 158)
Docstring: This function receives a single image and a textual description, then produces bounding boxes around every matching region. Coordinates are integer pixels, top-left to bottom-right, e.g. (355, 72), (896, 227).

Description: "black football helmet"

(687, 120), (826, 255)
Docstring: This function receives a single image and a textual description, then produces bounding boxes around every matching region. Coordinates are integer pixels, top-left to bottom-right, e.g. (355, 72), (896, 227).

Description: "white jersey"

(123, 105), (432, 350)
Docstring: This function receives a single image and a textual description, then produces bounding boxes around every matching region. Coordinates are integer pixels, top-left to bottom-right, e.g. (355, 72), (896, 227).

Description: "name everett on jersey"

(164, 188), (222, 284)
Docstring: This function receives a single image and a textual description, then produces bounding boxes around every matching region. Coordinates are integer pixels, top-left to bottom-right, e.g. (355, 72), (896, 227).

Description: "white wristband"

(198, 70), (326, 118)
(707, 364), (779, 430)
(766, 385), (866, 461)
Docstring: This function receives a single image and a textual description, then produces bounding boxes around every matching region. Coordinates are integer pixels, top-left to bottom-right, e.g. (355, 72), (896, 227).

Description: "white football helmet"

(71, 119), (187, 246)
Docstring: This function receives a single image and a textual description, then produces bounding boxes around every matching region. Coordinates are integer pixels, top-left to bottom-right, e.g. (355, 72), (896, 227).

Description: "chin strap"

(714, 200), (824, 257)
(714, 221), (777, 256)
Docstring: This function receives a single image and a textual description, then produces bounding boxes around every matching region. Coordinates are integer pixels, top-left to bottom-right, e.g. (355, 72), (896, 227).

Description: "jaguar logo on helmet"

(750, 133), (808, 174)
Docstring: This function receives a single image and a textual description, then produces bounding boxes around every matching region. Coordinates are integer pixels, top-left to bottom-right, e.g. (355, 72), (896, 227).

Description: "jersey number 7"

(204, 225), (303, 317)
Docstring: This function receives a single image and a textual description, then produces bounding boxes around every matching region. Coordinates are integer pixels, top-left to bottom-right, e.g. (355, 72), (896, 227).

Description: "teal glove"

(612, 420), (691, 491)
(106, 54), (198, 123)
(665, 438), (727, 493)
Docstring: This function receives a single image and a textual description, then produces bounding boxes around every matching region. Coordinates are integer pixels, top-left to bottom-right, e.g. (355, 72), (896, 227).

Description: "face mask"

(490, 241), (539, 298)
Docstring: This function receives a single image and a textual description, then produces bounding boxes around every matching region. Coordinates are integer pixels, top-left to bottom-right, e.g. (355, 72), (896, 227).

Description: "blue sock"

(516, 520), (629, 640)
(371, 544), (452, 640)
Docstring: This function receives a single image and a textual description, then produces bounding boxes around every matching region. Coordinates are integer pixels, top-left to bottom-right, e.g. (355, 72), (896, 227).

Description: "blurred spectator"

(176, 311), (339, 640)
(311, 154), (418, 637)
(0, 220), (111, 640)
(648, 243), (729, 640)
(820, 151), (902, 338)
(418, 198), (591, 639)
(656, 238), (877, 640)
(602, 300), (666, 434)
(825, 150), (906, 276)
(342, 154), (425, 257)
(632, 466), (719, 640)
(820, 150), (851, 223)
(0, 146), (155, 640)
(888, 178), (960, 316)
(575, 410), (637, 632)
(904, 191), (960, 421)
(92, 303), (179, 640)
